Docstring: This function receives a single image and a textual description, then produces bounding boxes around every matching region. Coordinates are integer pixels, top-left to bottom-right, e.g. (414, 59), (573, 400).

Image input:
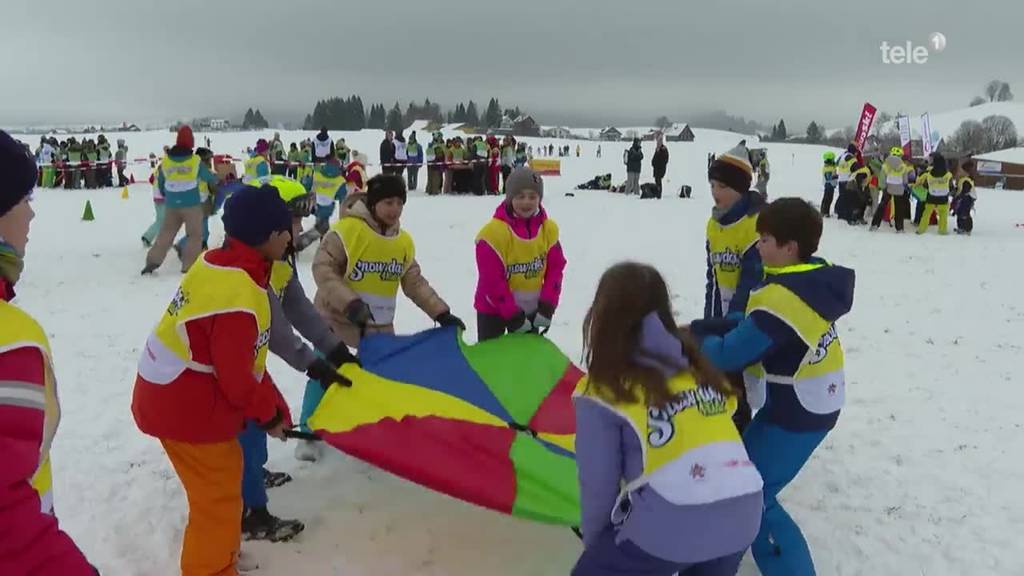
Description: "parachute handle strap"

(507, 421), (538, 438)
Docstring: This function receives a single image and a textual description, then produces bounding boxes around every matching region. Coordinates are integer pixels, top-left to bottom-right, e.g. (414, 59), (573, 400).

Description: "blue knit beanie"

(222, 185), (292, 247)
(0, 130), (37, 218)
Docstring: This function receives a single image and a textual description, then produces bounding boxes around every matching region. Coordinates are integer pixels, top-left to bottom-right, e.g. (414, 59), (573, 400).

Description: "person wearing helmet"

(311, 159), (348, 237)
(871, 147), (912, 231)
(234, 176), (356, 539)
(821, 151), (837, 217)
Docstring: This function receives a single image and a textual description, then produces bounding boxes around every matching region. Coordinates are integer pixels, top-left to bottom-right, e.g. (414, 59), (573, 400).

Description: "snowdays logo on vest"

(710, 249), (742, 272)
(255, 328), (270, 353)
(507, 256), (545, 280)
(808, 324), (839, 365)
(647, 387), (728, 448)
(349, 259), (405, 282)
(167, 288), (189, 316)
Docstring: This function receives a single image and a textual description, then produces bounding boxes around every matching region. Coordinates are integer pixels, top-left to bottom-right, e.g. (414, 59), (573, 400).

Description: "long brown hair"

(582, 262), (732, 407)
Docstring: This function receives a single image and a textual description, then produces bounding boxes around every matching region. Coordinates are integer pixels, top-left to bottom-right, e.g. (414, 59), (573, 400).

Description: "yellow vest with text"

(137, 255), (271, 384)
(959, 176), (976, 198)
(574, 373), (762, 509)
(243, 156), (271, 185)
(332, 217), (415, 326)
(476, 217), (559, 314)
(706, 212), (759, 316)
(162, 154), (200, 194)
(0, 301), (60, 515)
(925, 172), (953, 198)
(313, 169), (346, 207)
(837, 155), (855, 182)
(742, 264), (846, 415)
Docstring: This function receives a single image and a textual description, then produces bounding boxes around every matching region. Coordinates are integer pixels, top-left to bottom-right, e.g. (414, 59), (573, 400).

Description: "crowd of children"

(822, 144), (978, 236)
(4, 123), (863, 576)
(30, 134), (128, 190)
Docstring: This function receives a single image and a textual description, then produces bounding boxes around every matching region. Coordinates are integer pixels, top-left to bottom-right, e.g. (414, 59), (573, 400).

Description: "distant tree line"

(302, 95), (528, 132)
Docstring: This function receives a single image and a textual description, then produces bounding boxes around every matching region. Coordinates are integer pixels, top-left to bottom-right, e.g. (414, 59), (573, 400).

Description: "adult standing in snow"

(624, 138), (644, 195)
(380, 130), (396, 175)
(141, 126), (220, 275)
(270, 133), (286, 175)
(312, 127), (335, 164)
(0, 130), (97, 575)
(652, 136), (669, 194)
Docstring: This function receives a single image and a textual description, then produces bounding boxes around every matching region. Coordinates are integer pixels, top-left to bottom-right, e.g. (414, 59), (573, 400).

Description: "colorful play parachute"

(307, 327), (583, 525)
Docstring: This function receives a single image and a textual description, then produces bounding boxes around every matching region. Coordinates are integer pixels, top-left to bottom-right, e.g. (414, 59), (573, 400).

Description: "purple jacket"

(574, 314), (763, 563)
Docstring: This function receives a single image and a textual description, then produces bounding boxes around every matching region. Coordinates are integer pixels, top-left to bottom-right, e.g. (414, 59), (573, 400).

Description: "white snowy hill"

(7, 128), (1022, 575)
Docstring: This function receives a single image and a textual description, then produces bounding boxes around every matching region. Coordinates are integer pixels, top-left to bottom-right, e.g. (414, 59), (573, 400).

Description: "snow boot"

(242, 507), (305, 542)
(294, 439), (322, 462)
(263, 468), (292, 489)
(140, 263), (159, 275)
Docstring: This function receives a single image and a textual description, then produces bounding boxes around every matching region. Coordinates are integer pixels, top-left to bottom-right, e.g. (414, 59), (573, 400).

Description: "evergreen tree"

(806, 121), (822, 143)
(386, 102), (404, 133)
(777, 119), (787, 141)
(466, 101), (480, 127)
(253, 109), (269, 129)
(484, 98), (503, 129)
(243, 108), (255, 129)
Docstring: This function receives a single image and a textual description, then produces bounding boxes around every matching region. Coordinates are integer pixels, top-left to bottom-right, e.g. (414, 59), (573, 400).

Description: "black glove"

(326, 343), (359, 368)
(307, 357), (352, 388)
(344, 299), (373, 330)
(507, 310), (533, 334)
(434, 311), (466, 330)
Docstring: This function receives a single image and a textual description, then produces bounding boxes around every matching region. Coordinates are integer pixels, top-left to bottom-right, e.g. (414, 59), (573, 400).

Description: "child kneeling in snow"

(474, 167), (566, 341)
(572, 262), (763, 576)
(132, 185), (295, 575)
(698, 198), (855, 576)
(295, 174), (465, 461)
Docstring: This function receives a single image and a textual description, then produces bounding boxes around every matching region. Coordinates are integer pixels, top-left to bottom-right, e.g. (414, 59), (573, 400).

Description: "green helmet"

(823, 151), (836, 161)
(265, 175), (314, 217)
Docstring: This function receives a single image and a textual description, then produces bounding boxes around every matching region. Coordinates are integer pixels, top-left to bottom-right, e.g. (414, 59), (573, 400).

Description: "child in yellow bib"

(571, 262), (762, 576)
(474, 167), (567, 341)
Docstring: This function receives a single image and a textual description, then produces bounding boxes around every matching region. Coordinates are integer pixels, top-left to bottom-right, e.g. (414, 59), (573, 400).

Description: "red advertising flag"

(853, 102), (878, 152)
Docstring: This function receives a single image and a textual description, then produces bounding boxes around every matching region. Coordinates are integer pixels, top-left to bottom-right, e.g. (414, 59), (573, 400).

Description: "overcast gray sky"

(2, 0), (1021, 129)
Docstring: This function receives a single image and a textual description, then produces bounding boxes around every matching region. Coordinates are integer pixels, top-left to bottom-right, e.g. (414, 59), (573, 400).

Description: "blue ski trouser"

(742, 414), (828, 576)
(239, 420), (269, 509)
(299, 378), (325, 433)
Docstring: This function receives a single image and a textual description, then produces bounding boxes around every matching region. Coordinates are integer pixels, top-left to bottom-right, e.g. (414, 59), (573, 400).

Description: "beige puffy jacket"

(312, 194), (449, 347)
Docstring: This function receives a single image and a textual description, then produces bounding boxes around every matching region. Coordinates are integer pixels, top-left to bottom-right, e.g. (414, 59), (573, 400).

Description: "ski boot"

(263, 468), (292, 489)
(242, 507), (305, 542)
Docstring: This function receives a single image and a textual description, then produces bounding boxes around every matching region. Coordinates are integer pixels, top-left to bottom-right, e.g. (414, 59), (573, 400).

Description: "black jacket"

(652, 145), (669, 178)
(380, 139), (396, 164)
(626, 146), (644, 173)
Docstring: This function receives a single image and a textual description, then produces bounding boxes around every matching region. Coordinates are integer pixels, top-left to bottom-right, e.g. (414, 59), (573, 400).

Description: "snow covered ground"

(9, 128), (1024, 575)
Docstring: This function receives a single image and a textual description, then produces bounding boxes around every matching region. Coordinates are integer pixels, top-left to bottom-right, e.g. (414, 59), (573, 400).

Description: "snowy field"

(10, 128), (1024, 575)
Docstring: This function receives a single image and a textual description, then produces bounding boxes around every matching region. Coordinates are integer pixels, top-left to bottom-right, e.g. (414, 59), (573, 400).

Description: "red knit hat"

(176, 125), (194, 149)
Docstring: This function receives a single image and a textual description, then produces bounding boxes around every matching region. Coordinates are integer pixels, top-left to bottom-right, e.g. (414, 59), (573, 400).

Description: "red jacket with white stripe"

(0, 277), (95, 575)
